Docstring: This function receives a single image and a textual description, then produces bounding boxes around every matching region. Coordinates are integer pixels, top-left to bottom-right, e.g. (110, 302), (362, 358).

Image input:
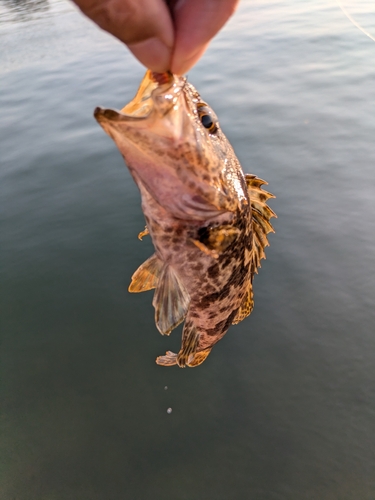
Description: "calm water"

(1, 0), (375, 498)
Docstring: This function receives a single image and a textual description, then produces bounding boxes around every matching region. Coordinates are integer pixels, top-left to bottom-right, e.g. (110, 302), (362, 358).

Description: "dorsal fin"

(245, 174), (277, 277)
(152, 265), (190, 336)
(128, 254), (162, 293)
(232, 285), (254, 325)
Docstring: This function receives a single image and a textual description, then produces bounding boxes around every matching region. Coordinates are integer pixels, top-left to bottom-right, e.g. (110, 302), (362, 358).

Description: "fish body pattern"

(94, 71), (276, 368)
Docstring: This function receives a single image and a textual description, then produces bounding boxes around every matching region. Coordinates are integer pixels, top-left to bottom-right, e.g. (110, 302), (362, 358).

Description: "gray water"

(1, 0), (375, 498)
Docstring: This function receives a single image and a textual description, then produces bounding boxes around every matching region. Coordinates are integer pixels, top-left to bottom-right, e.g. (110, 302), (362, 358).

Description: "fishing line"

(335, 0), (375, 42)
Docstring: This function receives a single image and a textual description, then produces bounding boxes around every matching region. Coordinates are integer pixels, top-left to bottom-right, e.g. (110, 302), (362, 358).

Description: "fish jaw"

(94, 70), (195, 149)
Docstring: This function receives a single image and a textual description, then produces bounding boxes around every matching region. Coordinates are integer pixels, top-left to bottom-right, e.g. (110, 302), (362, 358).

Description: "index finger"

(74, 0), (174, 72)
(170, 0), (240, 75)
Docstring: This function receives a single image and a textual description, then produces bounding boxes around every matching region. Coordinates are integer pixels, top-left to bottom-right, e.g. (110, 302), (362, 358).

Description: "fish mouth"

(94, 70), (191, 142)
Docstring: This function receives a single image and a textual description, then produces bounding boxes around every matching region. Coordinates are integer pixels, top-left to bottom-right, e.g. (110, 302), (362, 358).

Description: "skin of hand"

(72, 0), (240, 74)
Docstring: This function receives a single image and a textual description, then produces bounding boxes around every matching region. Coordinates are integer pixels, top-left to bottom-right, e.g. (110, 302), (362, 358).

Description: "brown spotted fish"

(94, 71), (276, 368)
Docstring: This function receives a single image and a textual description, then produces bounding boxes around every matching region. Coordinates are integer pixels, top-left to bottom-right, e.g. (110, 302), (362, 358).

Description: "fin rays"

(152, 265), (190, 336)
(246, 174), (276, 277)
(128, 254), (162, 293)
(177, 323), (199, 367)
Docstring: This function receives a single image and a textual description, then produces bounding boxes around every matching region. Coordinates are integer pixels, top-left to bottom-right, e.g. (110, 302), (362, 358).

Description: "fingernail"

(128, 38), (171, 73)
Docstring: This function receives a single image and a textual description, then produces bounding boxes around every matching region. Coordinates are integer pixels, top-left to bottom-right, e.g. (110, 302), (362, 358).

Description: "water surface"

(1, 0), (375, 498)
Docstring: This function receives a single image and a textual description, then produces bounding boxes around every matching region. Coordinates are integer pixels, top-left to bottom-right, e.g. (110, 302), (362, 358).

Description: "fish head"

(95, 71), (247, 219)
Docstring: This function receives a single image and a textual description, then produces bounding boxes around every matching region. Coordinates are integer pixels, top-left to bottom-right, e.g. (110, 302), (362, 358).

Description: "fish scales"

(94, 71), (276, 368)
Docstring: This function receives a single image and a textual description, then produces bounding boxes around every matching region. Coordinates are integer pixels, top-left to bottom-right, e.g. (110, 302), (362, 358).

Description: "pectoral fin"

(192, 225), (241, 258)
(128, 254), (163, 293)
(232, 284), (254, 325)
(152, 265), (190, 336)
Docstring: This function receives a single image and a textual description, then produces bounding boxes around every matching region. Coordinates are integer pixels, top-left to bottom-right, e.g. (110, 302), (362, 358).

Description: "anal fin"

(128, 254), (162, 293)
(152, 265), (190, 336)
(177, 323), (200, 367)
(232, 284), (254, 324)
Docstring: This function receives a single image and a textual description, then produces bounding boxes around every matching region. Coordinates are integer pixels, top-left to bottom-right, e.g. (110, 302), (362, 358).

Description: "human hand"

(73, 0), (240, 74)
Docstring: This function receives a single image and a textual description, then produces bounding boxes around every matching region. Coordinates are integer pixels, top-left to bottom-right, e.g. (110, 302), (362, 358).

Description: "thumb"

(74, 0), (174, 72)
(170, 0), (240, 75)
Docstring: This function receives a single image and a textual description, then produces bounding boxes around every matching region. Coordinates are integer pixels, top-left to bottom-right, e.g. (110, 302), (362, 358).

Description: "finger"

(170, 0), (240, 75)
(74, 0), (174, 72)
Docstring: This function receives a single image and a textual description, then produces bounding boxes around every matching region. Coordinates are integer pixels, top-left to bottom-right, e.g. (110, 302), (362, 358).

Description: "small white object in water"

(164, 386), (168, 390)
(167, 408), (172, 414)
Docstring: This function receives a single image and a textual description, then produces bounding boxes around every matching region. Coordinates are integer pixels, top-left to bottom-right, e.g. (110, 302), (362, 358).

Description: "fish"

(94, 70), (276, 368)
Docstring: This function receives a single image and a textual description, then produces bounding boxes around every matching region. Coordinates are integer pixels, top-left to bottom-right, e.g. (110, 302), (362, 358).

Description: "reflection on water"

(0, 0), (49, 23)
(337, 0), (375, 41)
(1, 0), (375, 499)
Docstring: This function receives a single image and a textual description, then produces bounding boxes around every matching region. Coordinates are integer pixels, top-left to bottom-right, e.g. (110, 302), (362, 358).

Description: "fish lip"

(94, 74), (187, 125)
(94, 106), (150, 123)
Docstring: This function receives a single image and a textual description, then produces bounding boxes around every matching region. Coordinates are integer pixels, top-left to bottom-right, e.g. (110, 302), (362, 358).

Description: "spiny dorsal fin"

(128, 254), (162, 293)
(152, 265), (190, 336)
(245, 174), (277, 277)
(232, 284), (254, 325)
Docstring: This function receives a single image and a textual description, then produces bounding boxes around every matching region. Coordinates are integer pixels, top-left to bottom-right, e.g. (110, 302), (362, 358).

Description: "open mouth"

(94, 71), (186, 124)
(94, 71), (191, 143)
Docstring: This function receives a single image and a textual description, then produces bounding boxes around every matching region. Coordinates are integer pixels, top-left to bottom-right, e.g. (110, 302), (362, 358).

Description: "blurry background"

(1, 0), (375, 498)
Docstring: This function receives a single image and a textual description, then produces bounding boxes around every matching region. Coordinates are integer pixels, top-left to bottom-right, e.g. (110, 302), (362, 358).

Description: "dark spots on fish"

(207, 263), (220, 279)
(175, 227), (183, 236)
(205, 309), (237, 337)
(194, 262), (204, 272)
(201, 283), (215, 295)
(165, 226), (174, 233)
(219, 281), (232, 298)
(188, 181), (195, 190)
(197, 298), (212, 310)
(190, 311), (200, 318)
(219, 255), (232, 269)
(219, 305), (229, 313)
(205, 327), (218, 337)
(198, 282), (232, 309)
(231, 264), (245, 283)
(245, 236), (252, 250)
(172, 237), (180, 244)
(202, 174), (210, 182)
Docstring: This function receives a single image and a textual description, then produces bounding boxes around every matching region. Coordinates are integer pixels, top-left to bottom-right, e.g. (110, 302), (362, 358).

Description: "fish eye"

(197, 104), (218, 134)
